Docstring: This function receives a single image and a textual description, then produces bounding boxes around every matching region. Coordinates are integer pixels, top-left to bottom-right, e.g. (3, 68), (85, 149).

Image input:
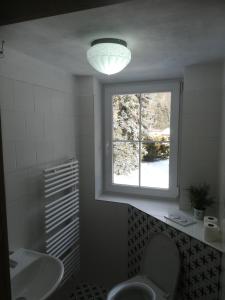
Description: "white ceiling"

(1, 0), (225, 82)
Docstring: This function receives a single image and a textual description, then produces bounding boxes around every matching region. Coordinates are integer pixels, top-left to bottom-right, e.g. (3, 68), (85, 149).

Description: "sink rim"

(10, 248), (64, 300)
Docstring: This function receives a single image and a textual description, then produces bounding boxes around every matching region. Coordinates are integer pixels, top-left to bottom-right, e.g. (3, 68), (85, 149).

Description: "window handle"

(105, 142), (110, 154)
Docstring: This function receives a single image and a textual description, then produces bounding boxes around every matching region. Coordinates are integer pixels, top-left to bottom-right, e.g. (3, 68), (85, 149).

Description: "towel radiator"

(44, 159), (80, 284)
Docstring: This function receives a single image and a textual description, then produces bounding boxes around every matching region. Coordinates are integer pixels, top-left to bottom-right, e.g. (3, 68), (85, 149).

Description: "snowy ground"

(114, 159), (169, 188)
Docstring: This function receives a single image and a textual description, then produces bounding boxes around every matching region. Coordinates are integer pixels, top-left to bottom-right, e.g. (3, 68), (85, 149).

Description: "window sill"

(96, 192), (225, 253)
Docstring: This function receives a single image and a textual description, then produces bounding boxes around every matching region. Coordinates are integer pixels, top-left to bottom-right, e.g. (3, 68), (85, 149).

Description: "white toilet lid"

(141, 233), (180, 299)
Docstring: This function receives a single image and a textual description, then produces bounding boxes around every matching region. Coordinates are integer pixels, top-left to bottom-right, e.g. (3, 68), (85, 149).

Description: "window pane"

(113, 142), (139, 186)
(141, 142), (170, 188)
(113, 94), (140, 141)
(141, 92), (171, 141)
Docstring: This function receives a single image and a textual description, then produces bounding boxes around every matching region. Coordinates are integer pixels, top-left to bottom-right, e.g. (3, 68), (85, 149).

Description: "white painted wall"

(180, 62), (223, 213)
(0, 48), (79, 251)
(88, 62), (224, 288)
(218, 61), (225, 300)
(76, 63), (225, 296)
(1, 48), (224, 292)
(77, 76), (128, 288)
(219, 62), (225, 236)
(94, 78), (103, 198)
(180, 61), (225, 299)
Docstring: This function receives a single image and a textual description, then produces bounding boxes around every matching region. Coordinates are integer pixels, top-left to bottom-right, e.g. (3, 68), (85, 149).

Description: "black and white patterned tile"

(189, 239), (222, 300)
(69, 282), (107, 300)
(128, 206), (149, 277)
(50, 279), (108, 300)
(127, 206), (222, 300)
(166, 226), (191, 300)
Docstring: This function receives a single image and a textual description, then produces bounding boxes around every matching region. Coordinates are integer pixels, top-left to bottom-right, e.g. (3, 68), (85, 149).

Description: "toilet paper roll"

(203, 222), (220, 242)
(204, 216), (218, 225)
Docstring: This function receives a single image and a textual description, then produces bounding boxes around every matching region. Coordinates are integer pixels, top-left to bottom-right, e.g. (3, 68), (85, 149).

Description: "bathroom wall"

(2, 48), (224, 293)
(92, 61), (223, 213)
(180, 62), (223, 211)
(221, 255), (225, 300)
(0, 47), (79, 251)
(77, 76), (128, 288)
(87, 60), (225, 290)
(219, 62), (225, 238)
(0, 48), (128, 288)
(128, 206), (222, 300)
(218, 61), (225, 300)
(179, 62), (225, 298)
(83, 61), (224, 288)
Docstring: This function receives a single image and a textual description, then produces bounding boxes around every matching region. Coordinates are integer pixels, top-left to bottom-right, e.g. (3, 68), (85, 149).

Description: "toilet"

(107, 233), (180, 300)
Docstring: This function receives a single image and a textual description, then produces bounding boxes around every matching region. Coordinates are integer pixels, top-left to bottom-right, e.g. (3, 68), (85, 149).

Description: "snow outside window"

(104, 81), (180, 199)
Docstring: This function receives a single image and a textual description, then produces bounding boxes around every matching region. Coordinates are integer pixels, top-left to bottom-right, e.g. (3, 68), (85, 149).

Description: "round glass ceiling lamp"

(87, 38), (131, 75)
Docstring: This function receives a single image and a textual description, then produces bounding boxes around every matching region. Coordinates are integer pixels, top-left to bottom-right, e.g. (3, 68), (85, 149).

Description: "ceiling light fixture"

(87, 38), (131, 75)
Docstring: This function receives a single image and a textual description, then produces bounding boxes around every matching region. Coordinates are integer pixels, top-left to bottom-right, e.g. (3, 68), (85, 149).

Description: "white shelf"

(96, 193), (225, 253)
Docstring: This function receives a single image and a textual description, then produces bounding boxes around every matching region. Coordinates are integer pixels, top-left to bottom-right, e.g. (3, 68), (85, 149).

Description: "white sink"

(10, 248), (64, 300)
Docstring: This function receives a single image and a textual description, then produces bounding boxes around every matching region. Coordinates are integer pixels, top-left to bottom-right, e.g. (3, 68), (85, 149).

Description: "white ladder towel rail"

(44, 159), (80, 285)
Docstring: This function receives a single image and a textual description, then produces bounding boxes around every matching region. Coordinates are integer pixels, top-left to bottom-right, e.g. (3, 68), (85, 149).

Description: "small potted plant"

(187, 183), (214, 220)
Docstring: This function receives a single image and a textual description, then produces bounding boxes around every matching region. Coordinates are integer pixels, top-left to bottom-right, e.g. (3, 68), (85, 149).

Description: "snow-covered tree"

(113, 93), (170, 175)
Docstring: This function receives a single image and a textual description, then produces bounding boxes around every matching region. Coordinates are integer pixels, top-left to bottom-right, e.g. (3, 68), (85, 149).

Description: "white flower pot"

(193, 208), (205, 220)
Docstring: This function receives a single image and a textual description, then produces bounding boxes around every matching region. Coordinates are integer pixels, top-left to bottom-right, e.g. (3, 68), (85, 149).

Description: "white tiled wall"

(180, 62), (223, 212)
(219, 62), (225, 300)
(0, 49), (79, 251)
(77, 76), (128, 288)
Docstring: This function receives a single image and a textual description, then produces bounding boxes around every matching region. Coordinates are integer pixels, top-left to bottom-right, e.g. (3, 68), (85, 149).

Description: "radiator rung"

(47, 230), (79, 253)
(45, 173), (78, 189)
(64, 254), (80, 270)
(62, 245), (80, 262)
(45, 177), (77, 194)
(45, 169), (78, 183)
(46, 209), (78, 233)
(44, 160), (78, 173)
(64, 253), (79, 267)
(46, 199), (78, 220)
(64, 262), (80, 278)
(63, 263), (80, 282)
(46, 218), (79, 245)
(44, 159), (80, 280)
(45, 181), (78, 198)
(47, 234), (79, 257)
(45, 166), (78, 180)
(46, 190), (78, 208)
(62, 268), (75, 284)
(46, 201), (79, 225)
(46, 198), (77, 217)
(46, 195), (79, 214)
(47, 226), (79, 251)
(49, 238), (76, 258)
(63, 249), (80, 265)
(46, 222), (80, 247)
(48, 238), (76, 258)
(45, 164), (78, 178)
(64, 263), (80, 280)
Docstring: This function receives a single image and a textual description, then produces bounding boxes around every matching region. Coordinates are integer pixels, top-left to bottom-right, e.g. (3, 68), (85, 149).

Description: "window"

(104, 81), (180, 198)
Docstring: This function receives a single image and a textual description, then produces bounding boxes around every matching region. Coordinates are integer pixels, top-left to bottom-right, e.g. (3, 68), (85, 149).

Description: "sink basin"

(10, 248), (64, 300)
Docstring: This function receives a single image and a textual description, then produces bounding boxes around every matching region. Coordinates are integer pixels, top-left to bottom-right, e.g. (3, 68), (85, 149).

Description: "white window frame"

(104, 80), (180, 199)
